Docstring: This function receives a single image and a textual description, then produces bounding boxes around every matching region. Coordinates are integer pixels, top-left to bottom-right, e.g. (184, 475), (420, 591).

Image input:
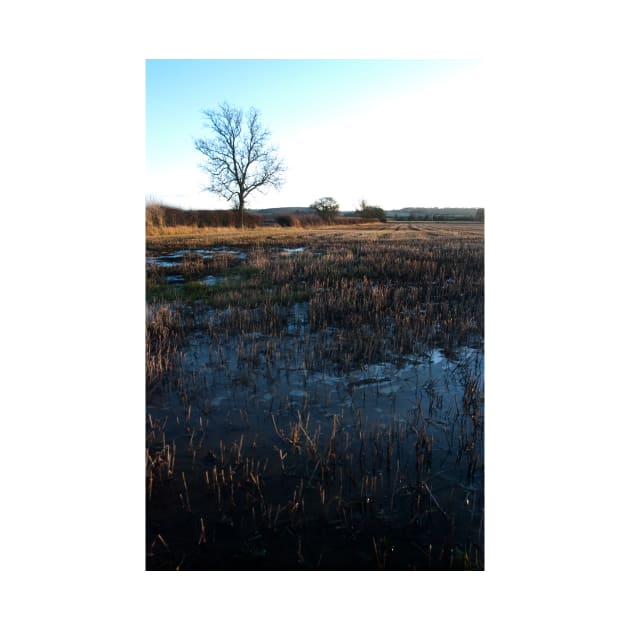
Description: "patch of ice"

(201, 275), (226, 286)
(430, 349), (445, 364)
(378, 385), (400, 396)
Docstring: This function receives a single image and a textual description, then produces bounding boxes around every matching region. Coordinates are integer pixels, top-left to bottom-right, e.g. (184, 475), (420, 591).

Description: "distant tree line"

(388, 208), (484, 222)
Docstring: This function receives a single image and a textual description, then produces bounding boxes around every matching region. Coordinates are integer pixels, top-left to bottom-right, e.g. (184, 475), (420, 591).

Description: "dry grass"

(146, 203), (263, 235)
(147, 221), (484, 250)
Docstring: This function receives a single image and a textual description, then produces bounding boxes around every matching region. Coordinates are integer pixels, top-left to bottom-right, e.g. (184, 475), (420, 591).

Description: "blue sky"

(146, 59), (486, 211)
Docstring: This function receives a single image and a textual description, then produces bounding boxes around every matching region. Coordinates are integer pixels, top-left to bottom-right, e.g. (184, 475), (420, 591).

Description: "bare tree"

(194, 103), (286, 228)
(310, 197), (339, 223)
(356, 199), (386, 222)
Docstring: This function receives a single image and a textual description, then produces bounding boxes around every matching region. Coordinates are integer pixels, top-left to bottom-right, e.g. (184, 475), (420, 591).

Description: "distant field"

(146, 222), (484, 252)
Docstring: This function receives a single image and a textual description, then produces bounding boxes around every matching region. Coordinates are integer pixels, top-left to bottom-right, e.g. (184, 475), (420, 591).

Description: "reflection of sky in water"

(430, 348), (444, 364)
(165, 275), (185, 283)
(287, 302), (309, 334)
(201, 275), (226, 286)
(146, 257), (179, 268)
(179, 326), (483, 456)
(146, 248), (248, 267)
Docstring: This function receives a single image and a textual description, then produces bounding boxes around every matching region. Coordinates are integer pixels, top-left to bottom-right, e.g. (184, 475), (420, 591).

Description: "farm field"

(146, 222), (484, 570)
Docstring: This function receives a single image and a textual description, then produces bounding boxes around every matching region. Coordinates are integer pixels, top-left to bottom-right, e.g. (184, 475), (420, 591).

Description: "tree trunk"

(238, 193), (245, 229)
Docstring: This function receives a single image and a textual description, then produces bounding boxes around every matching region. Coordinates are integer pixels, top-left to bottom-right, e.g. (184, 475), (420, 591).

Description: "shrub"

(276, 214), (298, 227)
(310, 197), (339, 223)
(276, 214), (324, 227)
(356, 199), (386, 222)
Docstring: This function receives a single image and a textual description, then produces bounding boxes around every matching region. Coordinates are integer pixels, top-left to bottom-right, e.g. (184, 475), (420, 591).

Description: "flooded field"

(146, 223), (484, 569)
